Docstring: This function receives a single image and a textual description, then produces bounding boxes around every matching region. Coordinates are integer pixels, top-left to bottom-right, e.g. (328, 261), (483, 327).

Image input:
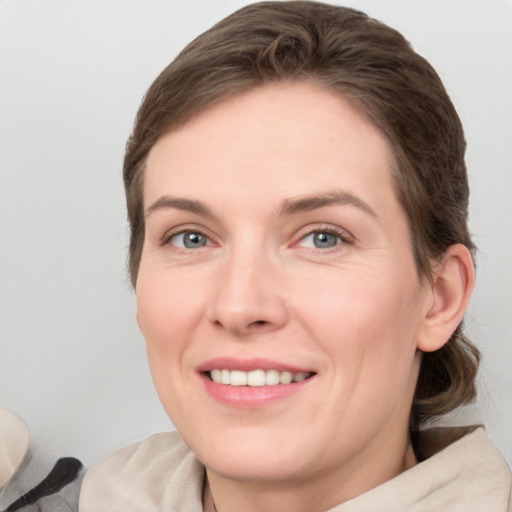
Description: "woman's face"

(137, 82), (432, 489)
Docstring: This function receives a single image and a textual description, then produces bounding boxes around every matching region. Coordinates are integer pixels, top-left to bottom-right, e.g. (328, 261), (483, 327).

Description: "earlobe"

(417, 244), (475, 353)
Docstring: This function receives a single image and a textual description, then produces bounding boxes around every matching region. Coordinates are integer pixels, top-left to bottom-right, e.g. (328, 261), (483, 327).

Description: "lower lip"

(200, 374), (314, 408)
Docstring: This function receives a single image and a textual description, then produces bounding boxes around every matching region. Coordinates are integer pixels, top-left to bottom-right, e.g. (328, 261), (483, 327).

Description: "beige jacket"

(80, 427), (511, 512)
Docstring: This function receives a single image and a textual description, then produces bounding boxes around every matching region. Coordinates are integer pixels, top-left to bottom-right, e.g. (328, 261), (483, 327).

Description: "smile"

(208, 369), (313, 386)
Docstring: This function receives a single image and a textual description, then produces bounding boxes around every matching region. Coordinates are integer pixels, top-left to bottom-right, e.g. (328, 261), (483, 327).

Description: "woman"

(79, 2), (511, 510)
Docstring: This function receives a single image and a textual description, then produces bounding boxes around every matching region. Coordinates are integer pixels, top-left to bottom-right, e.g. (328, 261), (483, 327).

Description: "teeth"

(265, 369), (280, 385)
(247, 370), (266, 386)
(209, 369), (311, 386)
(280, 371), (293, 384)
(230, 370), (247, 386)
(293, 372), (307, 382)
(221, 369), (230, 385)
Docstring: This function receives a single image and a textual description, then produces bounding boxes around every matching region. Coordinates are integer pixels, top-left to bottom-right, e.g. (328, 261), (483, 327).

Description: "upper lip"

(196, 357), (315, 374)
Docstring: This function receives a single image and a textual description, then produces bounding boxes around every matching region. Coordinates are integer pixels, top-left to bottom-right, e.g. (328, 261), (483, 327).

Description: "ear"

(417, 244), (475, 352)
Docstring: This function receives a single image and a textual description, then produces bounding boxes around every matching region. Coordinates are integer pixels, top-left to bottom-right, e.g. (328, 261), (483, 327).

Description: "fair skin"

(136, 82), (474, 512)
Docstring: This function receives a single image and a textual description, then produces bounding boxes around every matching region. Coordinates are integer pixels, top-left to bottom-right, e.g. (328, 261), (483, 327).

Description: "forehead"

(144, 81), (399, 218)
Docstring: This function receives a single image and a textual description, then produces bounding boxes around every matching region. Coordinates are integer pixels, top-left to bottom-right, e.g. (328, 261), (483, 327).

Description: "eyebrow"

(145, 189), (377, 220)
(279, 190), (378, 218)
(145, 196), (213, 218)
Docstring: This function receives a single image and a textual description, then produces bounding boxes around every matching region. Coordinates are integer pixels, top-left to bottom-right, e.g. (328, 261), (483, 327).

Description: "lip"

(196, 357), (313, 374)
(197, 357), (316, 408)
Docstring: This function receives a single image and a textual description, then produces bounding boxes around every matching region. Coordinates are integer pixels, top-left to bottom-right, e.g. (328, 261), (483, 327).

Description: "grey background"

(1, 0), (511, 468)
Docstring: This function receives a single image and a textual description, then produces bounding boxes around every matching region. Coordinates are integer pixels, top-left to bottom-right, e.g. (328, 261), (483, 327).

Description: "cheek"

(136, 269), (205, 423)
(136, 268), (203, 375)
(317, 285), (422, 437)
(296, 268), (424, 391)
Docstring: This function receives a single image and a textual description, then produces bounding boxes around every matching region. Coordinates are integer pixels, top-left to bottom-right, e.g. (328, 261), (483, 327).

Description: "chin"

(184, 424), (317, 482)
(204, 450), (311, 483)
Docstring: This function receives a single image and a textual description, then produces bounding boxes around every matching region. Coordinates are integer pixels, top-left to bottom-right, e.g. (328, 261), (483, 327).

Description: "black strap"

(3, 457), (83, 512)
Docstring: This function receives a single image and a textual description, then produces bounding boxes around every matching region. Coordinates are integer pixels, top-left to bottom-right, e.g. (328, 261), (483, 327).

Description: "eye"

(299, 231), (341, 249)
(169, 231), (211, 249)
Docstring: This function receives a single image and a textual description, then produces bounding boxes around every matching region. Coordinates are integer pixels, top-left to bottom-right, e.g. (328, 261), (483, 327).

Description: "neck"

(203, 437), (417, 512)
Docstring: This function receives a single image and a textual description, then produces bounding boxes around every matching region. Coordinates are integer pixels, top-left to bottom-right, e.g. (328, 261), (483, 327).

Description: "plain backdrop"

(1, 0), (511, 469)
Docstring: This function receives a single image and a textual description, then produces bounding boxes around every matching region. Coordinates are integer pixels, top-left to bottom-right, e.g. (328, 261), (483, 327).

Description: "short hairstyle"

(123, 1), (479, 428)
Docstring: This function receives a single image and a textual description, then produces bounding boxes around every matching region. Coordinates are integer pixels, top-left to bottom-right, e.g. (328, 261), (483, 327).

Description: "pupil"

(314, 232), (337, 248)
(184, 232), (206, 248)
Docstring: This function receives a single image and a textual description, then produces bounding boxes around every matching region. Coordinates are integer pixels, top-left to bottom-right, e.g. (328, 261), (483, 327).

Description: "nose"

(206, 246), (288, 337)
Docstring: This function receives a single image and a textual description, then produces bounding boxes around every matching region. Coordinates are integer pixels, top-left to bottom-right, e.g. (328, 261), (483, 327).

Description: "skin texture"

(136, 82), (474, 512)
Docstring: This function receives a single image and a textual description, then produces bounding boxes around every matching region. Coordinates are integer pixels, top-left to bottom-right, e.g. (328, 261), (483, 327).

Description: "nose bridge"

(223, 242), (263, 298)
(208, 237), (286, 334)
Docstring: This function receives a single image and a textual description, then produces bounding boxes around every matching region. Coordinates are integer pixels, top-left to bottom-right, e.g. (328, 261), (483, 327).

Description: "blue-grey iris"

(183, 232), (207, 248)
(313, 232), (338, 248)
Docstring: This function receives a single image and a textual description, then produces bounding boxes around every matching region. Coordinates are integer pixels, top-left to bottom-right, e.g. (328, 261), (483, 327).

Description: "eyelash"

(160, 224), (354, 253)
(293, 225), (354, 252)
(161, 225), (215, 251)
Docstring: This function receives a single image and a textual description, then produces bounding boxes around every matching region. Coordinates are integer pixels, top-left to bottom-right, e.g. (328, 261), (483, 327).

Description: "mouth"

(206, 369), (315, 386)
(197, 358), (316, 406)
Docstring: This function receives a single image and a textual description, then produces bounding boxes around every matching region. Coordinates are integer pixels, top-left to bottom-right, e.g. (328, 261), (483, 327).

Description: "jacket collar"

(330, 427), (511, 511)
(79, 427), (511, 511)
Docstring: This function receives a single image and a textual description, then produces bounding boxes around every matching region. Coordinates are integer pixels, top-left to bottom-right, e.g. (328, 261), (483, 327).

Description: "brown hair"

(123, 1), (479, 427)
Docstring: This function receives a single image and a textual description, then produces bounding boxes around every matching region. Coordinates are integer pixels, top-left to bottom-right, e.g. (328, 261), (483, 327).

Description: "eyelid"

(158, 222), (354, 251)
(160, 224), (216, 248)
(291, 223), (355, 248)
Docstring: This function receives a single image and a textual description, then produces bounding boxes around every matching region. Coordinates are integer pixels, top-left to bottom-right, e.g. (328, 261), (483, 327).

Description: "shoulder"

(411, 427), (512, 511)
(330, 427), (511, 512)
(79, 431), (204, 512)
(83, 431), (192, 475)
